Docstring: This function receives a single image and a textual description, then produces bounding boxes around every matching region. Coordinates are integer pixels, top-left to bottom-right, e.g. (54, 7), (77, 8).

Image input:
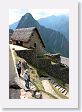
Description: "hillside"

(9, 44), (69, 99)
(38, 15), (69, 40)
(16, 13), (69, 57)
(9, 21), (19, 30)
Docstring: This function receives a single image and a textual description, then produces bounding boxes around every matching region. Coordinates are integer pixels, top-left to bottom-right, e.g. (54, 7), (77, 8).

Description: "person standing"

(16, 60), (22, 77)
(24, 69), (30, 89)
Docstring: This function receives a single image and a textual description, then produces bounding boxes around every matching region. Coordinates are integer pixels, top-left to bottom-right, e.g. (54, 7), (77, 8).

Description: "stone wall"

(27, 31), (45, 54)
(37, 58), (51, 68)
(12, 40), (16, 45)
(16, 49), (37, 66)
(37, 58), (69, 83)
(44, 53), (61, 63)
(60, 68), (69, 83)
(16, 50), (69, 84)
(12, 30), (45, 54)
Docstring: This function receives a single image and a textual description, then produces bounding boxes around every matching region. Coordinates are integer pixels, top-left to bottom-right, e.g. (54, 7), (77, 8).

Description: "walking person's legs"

(25, 80), (29, 89)
(17, 68), (21, 77)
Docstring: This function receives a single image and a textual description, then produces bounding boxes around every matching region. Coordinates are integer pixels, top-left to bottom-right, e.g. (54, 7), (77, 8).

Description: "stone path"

(9, 47), (22, 99)
(10, 88), (35, 99)
(41, 79), (61, 99)
(10, 76), (37, 99)
(15, 76), (36, 91)
(9, 47), (17, 86)
(9, 45), (36, 99)
(20, 89), (34, 99)
(10, 44), (27, 50)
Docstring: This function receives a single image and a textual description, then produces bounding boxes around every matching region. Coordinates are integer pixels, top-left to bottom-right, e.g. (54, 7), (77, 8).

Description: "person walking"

(16, 60), (22, 77)
(24, 69), (30, 89)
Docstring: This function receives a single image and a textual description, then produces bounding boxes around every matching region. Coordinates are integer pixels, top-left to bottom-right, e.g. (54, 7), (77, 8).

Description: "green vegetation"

(29, 67), (58, 99)
(55, 78), (66, 89)
(37, 69), (48, 77)
(32, 81), (57, 99)
(39, 66), (66, 90)
(13, 51), (44, 92)
(27, 60), (68, 91)
(51, 61), (56, 65)
(36, 66), (66, 89)
(30, 71), (44, 91)
(13, 51), (68, 99)
(37, 54), (44, 59)
(41, 90), (57, 99)
(27, 57), (67, 90)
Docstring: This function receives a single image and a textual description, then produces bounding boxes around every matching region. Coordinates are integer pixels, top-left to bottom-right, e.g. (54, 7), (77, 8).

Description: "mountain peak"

(16, 12), (37, 29)
(24, 13), (32, 17)
(16, 13), (69, 57)
(23, 13), (33, 20)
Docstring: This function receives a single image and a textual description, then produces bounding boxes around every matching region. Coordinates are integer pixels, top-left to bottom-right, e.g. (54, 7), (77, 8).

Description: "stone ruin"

(16, 50), (69, 84)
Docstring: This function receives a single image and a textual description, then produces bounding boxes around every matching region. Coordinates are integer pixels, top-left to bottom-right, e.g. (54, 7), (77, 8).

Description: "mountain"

(16, 13), (69, 57)
(9, 21), (19, 30)
(38, 15), (69, 40)
(9, 29), (14, 39)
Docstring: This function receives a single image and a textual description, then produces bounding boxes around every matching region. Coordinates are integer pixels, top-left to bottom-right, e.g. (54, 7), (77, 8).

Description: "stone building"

(10, 27), (69, 84)
(9, 29), (14, 44)
(11, 27), (45, 53)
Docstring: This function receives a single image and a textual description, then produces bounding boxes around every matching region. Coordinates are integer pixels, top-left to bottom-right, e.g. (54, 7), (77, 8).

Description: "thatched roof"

(11, 27), (45, 47)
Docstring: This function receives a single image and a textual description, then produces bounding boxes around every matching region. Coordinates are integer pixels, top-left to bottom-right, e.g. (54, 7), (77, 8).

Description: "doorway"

(16, 41), (23, 46)
(34, 43), (36, 48)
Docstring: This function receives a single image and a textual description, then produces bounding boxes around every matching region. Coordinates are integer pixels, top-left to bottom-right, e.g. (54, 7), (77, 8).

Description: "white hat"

(25, 69), (29, 73)
(19, 60), (21, 63)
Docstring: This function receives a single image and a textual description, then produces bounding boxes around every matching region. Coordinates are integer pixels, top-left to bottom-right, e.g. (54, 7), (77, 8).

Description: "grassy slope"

(29, 63), (68, 99)
(13, 50), (57, 99)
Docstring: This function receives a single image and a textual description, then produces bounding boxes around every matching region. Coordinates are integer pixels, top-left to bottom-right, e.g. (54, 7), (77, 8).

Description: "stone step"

(59, 88), (64, 92)
(61, 89), (66, 93)
(54, 84), (59, 87)
(55, 86), (61, 89)
(66, 92), (69, 97)
(63, 90), (68, 95)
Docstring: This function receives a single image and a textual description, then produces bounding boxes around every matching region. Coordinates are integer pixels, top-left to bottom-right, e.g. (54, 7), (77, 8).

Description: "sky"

(9, 9), (69, 25)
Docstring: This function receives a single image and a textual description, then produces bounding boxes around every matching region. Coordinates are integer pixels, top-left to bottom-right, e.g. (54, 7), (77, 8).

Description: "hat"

(26, 69), (29, 72)
(19, 60), (21, 63)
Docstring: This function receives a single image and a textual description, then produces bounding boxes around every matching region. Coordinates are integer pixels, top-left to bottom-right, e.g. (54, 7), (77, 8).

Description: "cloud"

(36, 12), (49, 16)
(9, 9), (69, 24)
(9, 9), (30, 24)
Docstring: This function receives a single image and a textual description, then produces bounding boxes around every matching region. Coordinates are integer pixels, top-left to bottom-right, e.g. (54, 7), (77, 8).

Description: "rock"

(35, 92), (42, 99)
(32, 90), (42, 99)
